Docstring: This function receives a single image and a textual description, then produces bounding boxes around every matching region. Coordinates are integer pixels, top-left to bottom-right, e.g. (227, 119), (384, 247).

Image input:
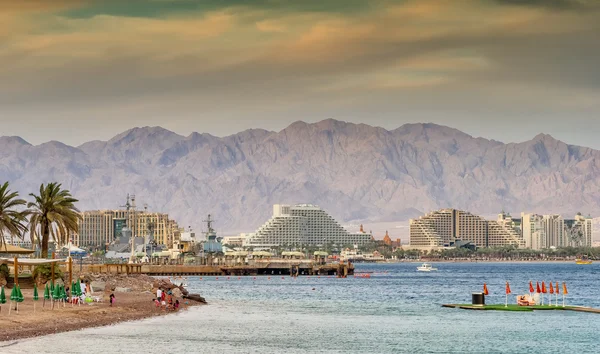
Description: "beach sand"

(0, 288), (202, 342)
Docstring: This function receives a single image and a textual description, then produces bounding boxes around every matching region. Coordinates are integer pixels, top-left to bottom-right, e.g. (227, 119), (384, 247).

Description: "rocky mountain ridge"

(1, 119), (599, 234)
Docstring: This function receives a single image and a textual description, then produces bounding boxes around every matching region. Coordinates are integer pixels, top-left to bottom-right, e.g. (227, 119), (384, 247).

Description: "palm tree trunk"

(41, 222), (50, 259)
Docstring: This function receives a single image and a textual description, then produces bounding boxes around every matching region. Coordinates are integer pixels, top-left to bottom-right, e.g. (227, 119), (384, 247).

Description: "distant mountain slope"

(2, 120), (599, 234)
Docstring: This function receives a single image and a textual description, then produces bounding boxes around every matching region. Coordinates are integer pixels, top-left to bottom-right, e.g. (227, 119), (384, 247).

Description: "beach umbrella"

(74, 282), (82, 306)
(0, 286), (6, 313)
(555, 282), (560, 306)
(61, 286), (67, 307)
(52, 283), (61, 309)
(483, 283), (489, 296)
(548, 281), (554, 307)
(505, 282), (511, 307)
(33, 284), (39, 312)
(9, 286), (17, 315)
(15, 285), (23, 313)
(562, 282), (568, 307)
(17, 285), (23, 301)
(541, 282), (547, 306)
(529, 281), (534, 295)
(43, 283), (50, 308)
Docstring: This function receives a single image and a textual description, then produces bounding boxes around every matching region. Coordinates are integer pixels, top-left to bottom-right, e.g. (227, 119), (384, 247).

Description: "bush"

(33, 264), (64, 283)
(0, 264), (9, 279)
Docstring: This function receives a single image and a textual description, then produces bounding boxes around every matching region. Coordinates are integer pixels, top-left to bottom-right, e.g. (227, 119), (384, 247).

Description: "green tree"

(0, 182), (29, 249)
(28, 183), (82, 258)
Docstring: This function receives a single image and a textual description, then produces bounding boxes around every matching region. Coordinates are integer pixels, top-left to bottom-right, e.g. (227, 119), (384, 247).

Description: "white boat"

(417, 263), (437, 272)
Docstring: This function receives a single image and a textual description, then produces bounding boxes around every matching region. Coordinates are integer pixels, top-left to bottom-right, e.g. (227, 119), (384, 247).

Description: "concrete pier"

(84, 261), (353, 277)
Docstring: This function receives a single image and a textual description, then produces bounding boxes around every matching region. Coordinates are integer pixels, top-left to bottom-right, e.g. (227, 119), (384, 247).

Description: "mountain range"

(1, 119), (599, 235)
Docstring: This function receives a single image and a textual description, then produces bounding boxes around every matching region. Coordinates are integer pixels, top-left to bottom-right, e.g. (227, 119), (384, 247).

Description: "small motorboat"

(417, 263), (438, 272)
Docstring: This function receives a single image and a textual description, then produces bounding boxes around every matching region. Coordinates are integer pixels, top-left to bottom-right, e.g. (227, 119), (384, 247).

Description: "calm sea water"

(3, 262), (600, 353)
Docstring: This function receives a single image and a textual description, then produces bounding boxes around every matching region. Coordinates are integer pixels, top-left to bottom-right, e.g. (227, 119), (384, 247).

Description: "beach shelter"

(483, 283), (489, 296)
(505, 282), (511, 307)
(0, 286), (6, 313)
(33, 284), (39, 312)
(562, 282), (568, 307)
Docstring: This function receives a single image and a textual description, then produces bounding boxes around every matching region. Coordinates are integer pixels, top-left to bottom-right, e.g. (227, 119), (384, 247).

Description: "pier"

(84, 261), (353, 277)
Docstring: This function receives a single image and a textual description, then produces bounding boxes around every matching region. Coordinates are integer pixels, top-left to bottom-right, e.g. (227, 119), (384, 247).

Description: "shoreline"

(0, 278), (204, 342)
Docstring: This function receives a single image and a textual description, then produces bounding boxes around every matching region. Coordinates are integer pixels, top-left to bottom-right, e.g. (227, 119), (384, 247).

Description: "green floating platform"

(442, 304), (600, 313)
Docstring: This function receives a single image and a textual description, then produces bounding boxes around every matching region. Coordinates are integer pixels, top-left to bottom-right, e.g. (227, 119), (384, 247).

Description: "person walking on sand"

(109, 294), (115, 307)
(157, 288), (162, 302)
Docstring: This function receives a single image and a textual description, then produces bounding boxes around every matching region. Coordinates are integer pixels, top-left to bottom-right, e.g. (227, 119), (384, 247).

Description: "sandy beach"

(0, 279), (204, 342)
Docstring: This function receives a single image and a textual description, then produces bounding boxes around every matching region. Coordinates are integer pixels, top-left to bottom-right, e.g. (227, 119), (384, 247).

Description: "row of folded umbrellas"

(0, 280), (89, 305)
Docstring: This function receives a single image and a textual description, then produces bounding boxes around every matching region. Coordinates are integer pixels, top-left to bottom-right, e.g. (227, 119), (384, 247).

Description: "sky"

(1, 0), (599, 148)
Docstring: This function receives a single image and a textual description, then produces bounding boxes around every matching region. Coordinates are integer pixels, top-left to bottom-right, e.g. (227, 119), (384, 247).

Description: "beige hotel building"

(409, 209), (524, 249)
(74, 209), (180, 249)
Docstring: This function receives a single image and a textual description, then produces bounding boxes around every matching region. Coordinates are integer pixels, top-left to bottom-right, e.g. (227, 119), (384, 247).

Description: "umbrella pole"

(8, 301), (11, 316)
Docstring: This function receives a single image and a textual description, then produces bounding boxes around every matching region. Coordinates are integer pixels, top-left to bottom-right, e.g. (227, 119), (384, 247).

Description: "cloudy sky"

(1, 0), (599, 147)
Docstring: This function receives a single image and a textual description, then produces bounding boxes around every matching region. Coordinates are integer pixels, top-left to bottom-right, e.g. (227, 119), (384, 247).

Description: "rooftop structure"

(243, 204), (372, 247)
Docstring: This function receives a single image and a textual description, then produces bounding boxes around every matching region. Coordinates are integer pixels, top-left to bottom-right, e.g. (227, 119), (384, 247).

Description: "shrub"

(33, 264), (64, 283)
(0, 264), (9, 279)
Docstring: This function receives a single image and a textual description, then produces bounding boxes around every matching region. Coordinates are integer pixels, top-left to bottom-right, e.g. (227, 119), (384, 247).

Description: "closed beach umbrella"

(15, 285), (23, 312)
(33, 284), (39, 312)
(555, 282), (560, 306)
(0, 286), (6, 313)
(549, 282), (554, 294)
(17, 285), (23, 302)
(9, 286), (17, 315)
(562, 282), (568, 307)
(483, 283), (489, 296)
(504, 282), (511, 307)
(43, 283), (50, 308)
(529, 281), (534, 294)
(536, 282), (541, 294)
(52, 284), (61, 309)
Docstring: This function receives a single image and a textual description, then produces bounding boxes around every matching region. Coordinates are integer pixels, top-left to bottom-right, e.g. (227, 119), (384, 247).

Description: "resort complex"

(409, 209), (594, 250)
(242, 204), (372, 247)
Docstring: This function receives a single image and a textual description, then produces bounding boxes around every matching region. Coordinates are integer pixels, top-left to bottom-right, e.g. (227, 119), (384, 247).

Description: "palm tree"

(0, 182), (28, 250)
(28, 183), (82, 258)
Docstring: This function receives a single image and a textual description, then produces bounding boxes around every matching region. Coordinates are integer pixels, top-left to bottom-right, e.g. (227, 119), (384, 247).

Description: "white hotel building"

(243, 204), (372, 247)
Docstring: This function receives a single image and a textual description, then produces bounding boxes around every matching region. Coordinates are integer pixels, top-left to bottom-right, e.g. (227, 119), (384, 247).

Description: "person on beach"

(157, 288), (162, 301)
(109, 294), (115, 307)
(154, 298), (160, 308)
(174, 300), (180, 311)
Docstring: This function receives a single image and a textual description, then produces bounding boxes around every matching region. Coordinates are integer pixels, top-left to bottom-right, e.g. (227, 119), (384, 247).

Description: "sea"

(3, 262), (600, 353)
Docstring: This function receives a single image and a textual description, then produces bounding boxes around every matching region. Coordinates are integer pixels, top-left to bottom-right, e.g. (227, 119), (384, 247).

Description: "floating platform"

(442, 304), (600, 314)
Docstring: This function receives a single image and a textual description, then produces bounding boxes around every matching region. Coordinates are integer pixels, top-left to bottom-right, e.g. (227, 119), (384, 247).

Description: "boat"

(576, 259), (593, 265)
(417, 263), (438, 272)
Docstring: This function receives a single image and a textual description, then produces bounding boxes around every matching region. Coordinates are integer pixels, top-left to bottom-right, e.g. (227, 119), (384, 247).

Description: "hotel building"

(409, 209), (524, 248)
(243, 204), (372, 247)
(73, 209), (180, 248)
(521, 212), (593, 249)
